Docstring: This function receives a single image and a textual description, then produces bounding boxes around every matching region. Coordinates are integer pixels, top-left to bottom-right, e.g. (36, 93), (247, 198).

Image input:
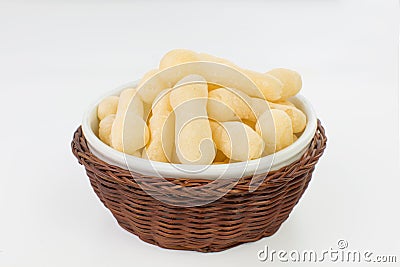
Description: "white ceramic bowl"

(82, 81), (317, 180)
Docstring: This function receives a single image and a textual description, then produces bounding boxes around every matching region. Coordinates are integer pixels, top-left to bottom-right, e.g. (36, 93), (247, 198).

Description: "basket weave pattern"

(71, 120), (327, 252)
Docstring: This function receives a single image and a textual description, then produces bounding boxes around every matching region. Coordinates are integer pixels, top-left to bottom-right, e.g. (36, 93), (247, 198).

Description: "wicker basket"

(71, 120), (327, 252)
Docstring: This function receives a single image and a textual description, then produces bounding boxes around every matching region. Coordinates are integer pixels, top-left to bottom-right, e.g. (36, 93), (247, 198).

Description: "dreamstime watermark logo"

(120, 62), (277, 207)
(257, 239), (398, 263)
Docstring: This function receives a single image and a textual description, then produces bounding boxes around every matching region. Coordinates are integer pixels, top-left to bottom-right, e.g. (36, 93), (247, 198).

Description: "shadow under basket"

(71, 120), (327, 252)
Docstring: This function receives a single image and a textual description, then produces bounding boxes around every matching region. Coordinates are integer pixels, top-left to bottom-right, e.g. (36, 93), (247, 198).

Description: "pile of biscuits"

(97, 49), (306, 165)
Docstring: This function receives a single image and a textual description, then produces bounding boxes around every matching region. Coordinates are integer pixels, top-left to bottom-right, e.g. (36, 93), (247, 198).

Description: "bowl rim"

(82, 81), (318, 179)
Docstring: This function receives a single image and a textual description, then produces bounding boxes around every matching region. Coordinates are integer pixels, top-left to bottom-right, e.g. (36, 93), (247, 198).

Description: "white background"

(0, 0), (399, 266)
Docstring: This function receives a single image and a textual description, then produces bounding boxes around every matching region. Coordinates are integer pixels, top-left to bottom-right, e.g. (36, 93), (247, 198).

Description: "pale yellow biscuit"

(97, 96), (119, 120)
(256, 109), (293, 155)
(157, 49), (284, 101)
(110, 88), (149, 155)
(269, 102), (306, 133)
(267, 68), (302, 100)
(98, 114), (115, 146)
(210, 121), (264, 161)
(170, 75), (216, 164)
(145, 89), (175, 162)
(208, 88), (256, 122)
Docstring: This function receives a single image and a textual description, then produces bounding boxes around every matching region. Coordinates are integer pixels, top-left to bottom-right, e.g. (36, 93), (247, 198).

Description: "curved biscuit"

(170, 75), (216, 165)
